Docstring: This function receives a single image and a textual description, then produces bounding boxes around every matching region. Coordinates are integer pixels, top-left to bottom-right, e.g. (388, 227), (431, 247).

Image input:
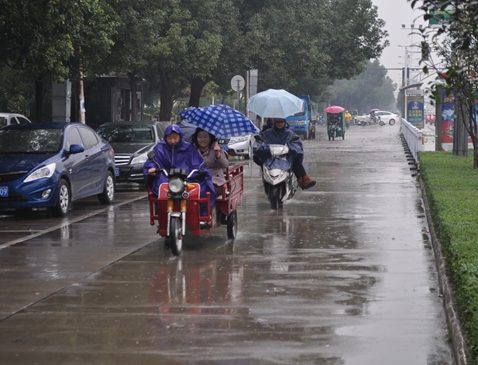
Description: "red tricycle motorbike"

(148, 163), (243, 256)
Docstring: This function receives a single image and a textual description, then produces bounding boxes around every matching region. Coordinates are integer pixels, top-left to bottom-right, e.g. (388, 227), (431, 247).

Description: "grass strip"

(419, 151), (478, 363)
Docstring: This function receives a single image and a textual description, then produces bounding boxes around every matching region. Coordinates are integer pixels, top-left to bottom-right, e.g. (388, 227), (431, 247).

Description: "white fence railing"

(401, 118), (423, 161)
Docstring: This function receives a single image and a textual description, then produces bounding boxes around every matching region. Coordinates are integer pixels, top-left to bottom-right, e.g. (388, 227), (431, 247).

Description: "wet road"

(0, 123), (453, 364)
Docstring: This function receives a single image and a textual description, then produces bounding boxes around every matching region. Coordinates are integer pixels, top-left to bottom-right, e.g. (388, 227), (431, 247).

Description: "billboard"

(439, 89), (475, 151)
(407, 95), (425, 128)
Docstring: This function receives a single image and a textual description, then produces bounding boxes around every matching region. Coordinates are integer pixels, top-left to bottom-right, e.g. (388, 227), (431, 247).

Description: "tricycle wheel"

(226, 210), (237, 239)
(169, 217), (182, 256)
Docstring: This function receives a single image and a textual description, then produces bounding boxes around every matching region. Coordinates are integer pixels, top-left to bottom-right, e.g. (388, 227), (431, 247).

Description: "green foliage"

(330, 60), (396, 112)
(1, 0), (390, 122)
(0, 0), (117, 82)
(0, 65), (34, 114)
(419, 151), (478, 362)
(411, 0), (478, 167)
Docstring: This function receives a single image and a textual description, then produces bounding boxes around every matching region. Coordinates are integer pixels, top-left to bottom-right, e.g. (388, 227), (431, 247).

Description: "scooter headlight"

(169, 177), (184, 194)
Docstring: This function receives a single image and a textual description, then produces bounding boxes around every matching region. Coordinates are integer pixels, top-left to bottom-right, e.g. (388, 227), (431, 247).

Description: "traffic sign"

(230, 75), (245, 91)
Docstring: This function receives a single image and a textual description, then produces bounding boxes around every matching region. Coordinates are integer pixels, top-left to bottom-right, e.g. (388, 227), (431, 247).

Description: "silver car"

(0, 113), (32, 127)
(227, 134), (253, 159)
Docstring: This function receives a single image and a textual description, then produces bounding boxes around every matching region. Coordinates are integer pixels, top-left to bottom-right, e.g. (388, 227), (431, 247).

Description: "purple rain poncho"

(143, 124), (215, 209)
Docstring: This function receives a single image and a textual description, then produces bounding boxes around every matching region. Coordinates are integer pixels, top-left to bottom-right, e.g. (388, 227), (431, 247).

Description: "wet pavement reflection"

(0, 124), (452, 364)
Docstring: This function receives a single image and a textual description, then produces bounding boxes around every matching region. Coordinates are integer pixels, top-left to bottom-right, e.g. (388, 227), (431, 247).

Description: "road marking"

(0, 196), (145, 250)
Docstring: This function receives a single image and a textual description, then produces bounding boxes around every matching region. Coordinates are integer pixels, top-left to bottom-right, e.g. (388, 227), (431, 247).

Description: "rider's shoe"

(298, 175), (316, 190)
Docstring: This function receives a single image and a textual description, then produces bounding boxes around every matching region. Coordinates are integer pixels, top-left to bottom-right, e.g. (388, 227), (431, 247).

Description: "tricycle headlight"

(169, 177), (184, 194)
(24, 162), (56, 183)
(131, 153), (147, 165)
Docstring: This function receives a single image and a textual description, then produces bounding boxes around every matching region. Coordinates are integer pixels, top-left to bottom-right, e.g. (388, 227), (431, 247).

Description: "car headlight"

(168, 177), (184, 193)
(131, 153), (147, 165)
(24, 162), (56, 183)
(229, 136), (249, 144)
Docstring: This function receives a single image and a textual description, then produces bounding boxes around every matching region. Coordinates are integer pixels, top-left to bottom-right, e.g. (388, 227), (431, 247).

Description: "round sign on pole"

(230, 75), (245, 91)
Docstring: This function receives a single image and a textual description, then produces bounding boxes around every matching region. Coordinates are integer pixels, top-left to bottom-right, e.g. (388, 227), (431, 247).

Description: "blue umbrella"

(179, 104), (259, 138)
(176, 118), (197, 143)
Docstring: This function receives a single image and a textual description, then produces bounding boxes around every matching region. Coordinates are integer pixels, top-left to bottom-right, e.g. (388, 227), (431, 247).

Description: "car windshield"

(0, 128), (63, 153)
(97, 125), (154, 143)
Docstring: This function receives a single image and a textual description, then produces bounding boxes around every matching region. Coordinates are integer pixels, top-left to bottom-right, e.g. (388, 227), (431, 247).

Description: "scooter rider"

(253, 118), (316, 190)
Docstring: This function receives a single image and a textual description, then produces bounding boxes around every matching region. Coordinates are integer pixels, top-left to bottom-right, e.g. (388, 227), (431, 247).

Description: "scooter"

(254, 135), (298, 209)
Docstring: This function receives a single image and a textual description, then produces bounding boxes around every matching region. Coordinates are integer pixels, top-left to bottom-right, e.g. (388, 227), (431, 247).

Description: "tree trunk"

(188, 77), (208, 107)
(128, 71), (138, 122)
(35, 80), (43, 122)
(158, 68), (174, 122)
(473, 138), (478, 169)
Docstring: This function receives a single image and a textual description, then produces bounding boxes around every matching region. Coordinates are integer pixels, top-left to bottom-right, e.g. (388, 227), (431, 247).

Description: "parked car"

(227, 134), (253, 159)
(375, 110), (399, 125)
(96, 121), (166, 185)
(355, 113), (373, 125)
(0, 123), (115, 216)
(0, 113), (32, 127)
(349, 110), (359, 124)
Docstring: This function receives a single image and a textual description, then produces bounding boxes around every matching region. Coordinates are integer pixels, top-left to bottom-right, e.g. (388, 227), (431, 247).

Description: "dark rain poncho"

(143, 124), (215, 209)
(253, 123), (304, 171)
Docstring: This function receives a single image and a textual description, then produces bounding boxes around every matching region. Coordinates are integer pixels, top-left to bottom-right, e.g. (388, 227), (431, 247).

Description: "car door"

(63, 126), (89, 199)
(379, 111), (392, 123)
(75, 126), (106, 198)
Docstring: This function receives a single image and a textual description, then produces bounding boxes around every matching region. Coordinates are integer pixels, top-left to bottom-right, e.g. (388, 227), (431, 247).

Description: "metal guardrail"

(400, 118), (423, 161)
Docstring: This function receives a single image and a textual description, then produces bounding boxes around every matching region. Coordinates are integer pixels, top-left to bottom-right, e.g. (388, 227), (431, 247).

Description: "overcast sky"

(372, 0), (426, 88)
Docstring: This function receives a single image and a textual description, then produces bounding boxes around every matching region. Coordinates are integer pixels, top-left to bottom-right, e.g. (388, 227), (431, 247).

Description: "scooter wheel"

(270, 186), (280, 210)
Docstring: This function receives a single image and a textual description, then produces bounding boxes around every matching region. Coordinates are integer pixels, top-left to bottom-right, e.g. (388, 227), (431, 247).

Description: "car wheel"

(98, 171), (115, 204)
(51, 179), (70, 217)
(389, 119), (396, 126)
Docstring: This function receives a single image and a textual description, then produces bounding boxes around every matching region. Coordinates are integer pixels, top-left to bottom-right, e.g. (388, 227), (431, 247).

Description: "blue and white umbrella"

(179, 104), (259, 138)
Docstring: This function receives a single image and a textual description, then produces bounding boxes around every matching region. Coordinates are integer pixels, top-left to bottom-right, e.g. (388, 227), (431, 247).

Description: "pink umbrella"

(324, 105), (345, 114)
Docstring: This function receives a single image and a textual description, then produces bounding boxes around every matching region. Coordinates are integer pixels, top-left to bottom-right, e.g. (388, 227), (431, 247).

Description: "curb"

(419, 178), (469, 365)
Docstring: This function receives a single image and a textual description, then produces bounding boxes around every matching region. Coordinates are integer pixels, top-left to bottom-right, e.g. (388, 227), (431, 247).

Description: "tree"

(94, 0), (163, 121)
(0, 0), (117, 121)
(411, 0), (478, 168)
(331, 60), (396, 113)
(150, 0), (226, 121)
(239, 0), (389, 102)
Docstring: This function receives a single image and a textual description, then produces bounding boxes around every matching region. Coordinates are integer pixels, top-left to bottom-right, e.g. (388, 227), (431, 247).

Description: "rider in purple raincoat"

(143, 124), (215, 209)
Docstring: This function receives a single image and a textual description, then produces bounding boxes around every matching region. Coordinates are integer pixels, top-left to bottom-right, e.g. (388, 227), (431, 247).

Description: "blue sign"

(407, 95), (424, 128)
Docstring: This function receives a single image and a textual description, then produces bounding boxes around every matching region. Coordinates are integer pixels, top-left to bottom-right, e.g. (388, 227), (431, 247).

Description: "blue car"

(0, 123), (116, 216)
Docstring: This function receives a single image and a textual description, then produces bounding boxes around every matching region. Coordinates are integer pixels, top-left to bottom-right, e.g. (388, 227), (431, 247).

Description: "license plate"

(115, 168), (119, 177)
(0, 186), (8, 197)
